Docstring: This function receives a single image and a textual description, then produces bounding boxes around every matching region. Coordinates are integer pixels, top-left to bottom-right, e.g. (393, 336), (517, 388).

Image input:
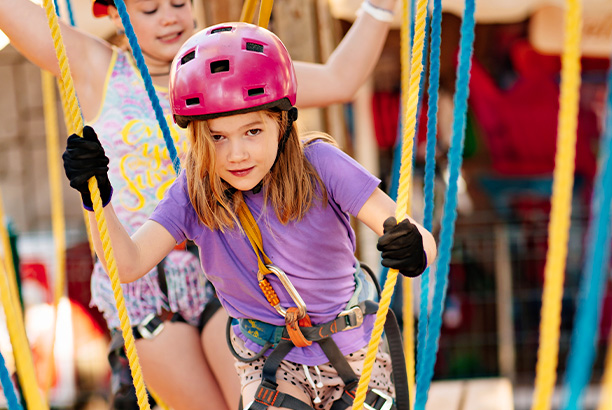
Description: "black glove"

(377, 216), (427, 277)
(62, 126), (113, 211)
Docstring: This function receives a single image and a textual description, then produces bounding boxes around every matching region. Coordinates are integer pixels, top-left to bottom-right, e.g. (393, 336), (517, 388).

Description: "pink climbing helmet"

(170, 22), (298, 128)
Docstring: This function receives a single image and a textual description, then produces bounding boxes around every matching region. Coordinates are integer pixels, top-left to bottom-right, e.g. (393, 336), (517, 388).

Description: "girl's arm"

(356, 188), (437, 268)
(293, 0), (397, 108)
(87, 206), (177, 283)
(63, 126), (176, 282)
(0, 0), (112, 118)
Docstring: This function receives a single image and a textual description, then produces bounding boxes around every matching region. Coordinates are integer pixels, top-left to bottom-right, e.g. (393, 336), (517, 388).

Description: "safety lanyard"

(237, 200), (312, 347)
(237, 201), (273, 275)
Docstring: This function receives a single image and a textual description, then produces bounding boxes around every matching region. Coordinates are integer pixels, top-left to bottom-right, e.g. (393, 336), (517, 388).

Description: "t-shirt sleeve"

(149, 170), (197, 244)
(306, 141), (381, 216)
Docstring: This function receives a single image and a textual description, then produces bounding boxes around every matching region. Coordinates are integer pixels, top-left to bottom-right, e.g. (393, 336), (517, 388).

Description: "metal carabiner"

(258, 264), (307, 319)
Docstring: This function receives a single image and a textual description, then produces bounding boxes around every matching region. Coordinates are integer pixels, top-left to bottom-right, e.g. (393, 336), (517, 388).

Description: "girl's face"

(208, 112), (280, 192)
(110, 0), (194, 64)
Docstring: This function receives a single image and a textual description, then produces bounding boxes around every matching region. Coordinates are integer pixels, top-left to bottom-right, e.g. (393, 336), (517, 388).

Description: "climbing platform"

(426, 378), (514, 410)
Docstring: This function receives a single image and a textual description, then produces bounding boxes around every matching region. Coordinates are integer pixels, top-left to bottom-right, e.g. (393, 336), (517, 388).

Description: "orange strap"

(285, 307), (312, 347)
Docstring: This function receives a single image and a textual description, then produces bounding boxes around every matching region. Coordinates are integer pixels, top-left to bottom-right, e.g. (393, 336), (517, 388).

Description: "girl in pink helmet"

(63, 22), (437, 410)
(0, 0), (399, 408)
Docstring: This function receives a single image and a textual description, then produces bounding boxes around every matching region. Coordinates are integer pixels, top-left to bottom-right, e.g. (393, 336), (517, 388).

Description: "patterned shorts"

(231, 329), (395, 410)
(90, 249), (214, 329)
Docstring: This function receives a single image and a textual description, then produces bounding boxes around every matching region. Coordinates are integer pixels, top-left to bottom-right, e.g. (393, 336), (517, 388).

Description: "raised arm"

(63, 126), (176, 282)
(0, 0), (112, 117)
(293, 0), (397, 108)
(357, 188), (437, 275)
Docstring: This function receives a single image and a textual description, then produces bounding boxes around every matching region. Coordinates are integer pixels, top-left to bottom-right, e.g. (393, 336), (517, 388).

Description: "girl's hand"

(62, 125), (113, 211)
(377, 217), (427, 277)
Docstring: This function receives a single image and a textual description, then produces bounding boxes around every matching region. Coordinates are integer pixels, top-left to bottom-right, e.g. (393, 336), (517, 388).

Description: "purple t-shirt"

(150, 141), (381, 365)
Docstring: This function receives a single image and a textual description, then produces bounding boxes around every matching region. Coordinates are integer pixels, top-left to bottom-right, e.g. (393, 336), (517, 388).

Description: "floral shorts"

(231, 329), (395, 410)
(90, 249), (214, 330)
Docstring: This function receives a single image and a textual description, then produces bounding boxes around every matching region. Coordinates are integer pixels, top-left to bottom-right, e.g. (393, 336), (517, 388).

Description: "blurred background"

(1, 0), (611, 408)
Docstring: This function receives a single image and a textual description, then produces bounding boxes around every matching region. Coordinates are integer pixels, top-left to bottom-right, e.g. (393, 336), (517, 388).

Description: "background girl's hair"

(185, 110), (330, 231)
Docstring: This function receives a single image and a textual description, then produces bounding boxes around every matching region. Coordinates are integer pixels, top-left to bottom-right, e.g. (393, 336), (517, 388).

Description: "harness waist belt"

(238, 300), (378, 347)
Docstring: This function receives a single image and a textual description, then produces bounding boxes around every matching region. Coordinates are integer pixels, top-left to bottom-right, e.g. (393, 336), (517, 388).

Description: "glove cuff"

(82, 187), (113, 211)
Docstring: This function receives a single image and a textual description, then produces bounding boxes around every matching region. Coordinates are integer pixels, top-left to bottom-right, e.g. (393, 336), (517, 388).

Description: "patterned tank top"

(90, 48), (188, 234)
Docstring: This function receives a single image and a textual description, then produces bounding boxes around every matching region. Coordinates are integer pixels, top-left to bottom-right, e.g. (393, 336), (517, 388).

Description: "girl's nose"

(228, 140), (248, 162)
(160, 7), (179, 25)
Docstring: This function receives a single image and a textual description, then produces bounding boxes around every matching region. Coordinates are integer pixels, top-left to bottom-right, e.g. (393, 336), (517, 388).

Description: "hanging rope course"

(38, 0), (152, 408)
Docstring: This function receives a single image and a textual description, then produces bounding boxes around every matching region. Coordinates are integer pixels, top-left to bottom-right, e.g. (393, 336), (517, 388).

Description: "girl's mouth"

(229, 167), (254, 177)
(158, 31), (183, 43)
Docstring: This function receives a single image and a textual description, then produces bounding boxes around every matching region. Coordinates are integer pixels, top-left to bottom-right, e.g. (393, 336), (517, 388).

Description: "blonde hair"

(184, 109), (336, 231)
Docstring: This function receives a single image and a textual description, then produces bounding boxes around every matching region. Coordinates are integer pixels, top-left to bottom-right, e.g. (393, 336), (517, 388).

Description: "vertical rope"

(258, 0), (274, 29)
(416, 0), (442, 392)
(413, 1), (475, 408)
(40, 0), (152, 408)
(113, 0), (181, 175)
(561, 29), (612, 410)
(351, 0), (428, 408)
(0, 350), (23, 410)
(0, 189), (48, 410)
(531, 1), (582, 408)
(240, 0), (258, 23)
(41, 70), (67, 396)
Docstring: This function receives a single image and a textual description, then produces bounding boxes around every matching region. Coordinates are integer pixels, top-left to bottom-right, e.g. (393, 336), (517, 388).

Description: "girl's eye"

(142, 8), (157, 14)
(211, 134), (224, 142)
(172, 1), (186, 7)
(247, 129), (261, 136)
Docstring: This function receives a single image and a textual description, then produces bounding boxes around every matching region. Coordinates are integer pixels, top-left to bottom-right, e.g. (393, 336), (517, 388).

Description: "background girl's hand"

(377, 216), (427, 277)
(62, 125), (113, 210)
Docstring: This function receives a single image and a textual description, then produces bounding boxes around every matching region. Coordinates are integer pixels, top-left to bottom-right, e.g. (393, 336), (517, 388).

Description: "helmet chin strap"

(223, 107), (298, 198)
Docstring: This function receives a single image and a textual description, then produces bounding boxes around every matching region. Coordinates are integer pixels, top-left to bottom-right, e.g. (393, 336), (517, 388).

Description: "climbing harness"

(229, 201), (409, 410)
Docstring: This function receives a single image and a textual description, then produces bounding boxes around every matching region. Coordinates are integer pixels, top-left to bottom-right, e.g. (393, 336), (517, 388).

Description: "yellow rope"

(147, 387), (170, 410)
(41, 70), (67, 396)
(257, 0), (274, 29)
(40, 0), (151, 408)
(352, 0), (428, 408)
(400, 0), (416, 406)
(531, 1), (582, 409)
(597, 327), (612, 410)
(240, 0), (258, 23)
(0, 189), (48, 410)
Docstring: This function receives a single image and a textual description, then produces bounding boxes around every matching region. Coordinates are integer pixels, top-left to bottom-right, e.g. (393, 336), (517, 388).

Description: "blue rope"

(0, 350), (23, 410)
(561, 55), (612, 410)
(113, 0), (181, 174)
(51, 0), (60, 18)
(64, 0), (76, 27)
(413, 0), (475, 408)
(416, 0), (442, 386)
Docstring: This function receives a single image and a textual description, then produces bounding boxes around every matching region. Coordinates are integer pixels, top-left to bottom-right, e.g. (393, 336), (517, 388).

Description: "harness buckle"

(259, 264), (307, 319)
(338, 305), (364, 331)
(136, 313), (165, 339)
(364, 389), (394, 410)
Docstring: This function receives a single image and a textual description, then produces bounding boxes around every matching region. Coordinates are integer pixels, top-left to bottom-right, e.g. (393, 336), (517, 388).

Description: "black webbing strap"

(384, 308), (408, 410)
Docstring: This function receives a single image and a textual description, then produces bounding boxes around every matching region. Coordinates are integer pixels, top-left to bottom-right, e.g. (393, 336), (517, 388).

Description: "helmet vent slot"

(248, 88), (265, 97)
(186, 97), (200, 106)
(210, 60), (230, 73)
(211, 26), (233, 34)
(181, 51), (196, 65)
(246, 42), (264, 53)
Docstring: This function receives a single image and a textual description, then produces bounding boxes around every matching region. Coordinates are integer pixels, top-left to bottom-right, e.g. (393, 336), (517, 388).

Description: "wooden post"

(272, 0), (325, 132)
(200, 0), (244, 26)
(495, 223), (516, 381)
(316, 0), (349, 150)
